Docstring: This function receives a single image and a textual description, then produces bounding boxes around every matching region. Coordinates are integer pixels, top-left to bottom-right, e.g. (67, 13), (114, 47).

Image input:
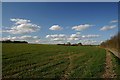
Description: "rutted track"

(60, 53), (85, 79)
(102, 50), (116, 78)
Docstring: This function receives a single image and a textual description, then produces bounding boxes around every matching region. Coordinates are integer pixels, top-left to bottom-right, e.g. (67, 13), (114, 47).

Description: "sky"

(2, 2), (118, 45)
(2, 0), (120, 2)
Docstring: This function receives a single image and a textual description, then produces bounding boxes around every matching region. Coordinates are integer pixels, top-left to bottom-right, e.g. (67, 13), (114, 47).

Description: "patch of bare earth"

(102, 50), (117, 78)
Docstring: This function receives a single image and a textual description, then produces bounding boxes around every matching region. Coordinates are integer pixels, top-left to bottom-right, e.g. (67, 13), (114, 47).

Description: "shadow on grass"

(111, 51), (120, 65)
(110, 51), (120, 78)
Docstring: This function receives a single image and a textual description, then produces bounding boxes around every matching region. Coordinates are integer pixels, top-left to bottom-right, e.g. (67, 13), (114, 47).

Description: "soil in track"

(102, 50), (116, 78)
(60, 53), (76, 80)
(60, 53), (83, 80)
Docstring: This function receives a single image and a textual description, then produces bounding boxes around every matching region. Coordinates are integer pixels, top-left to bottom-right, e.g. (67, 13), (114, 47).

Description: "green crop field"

(2, 43), (107, 78)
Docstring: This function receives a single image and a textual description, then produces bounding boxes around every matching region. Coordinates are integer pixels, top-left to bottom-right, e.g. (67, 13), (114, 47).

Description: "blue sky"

(2, 0), (120, 2)
(2, 2), (118, 44)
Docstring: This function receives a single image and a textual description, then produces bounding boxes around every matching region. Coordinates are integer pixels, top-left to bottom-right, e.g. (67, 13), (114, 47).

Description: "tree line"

(101, 32), (120, 52)
(0, 40), (28, 43)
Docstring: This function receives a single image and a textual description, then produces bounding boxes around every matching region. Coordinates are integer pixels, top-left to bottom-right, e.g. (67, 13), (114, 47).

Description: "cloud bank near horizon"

(1, 18), (118, 45)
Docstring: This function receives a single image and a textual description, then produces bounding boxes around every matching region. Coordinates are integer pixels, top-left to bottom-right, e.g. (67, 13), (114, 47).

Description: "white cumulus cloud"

(82, 34), (100, 38)
(110, 20), (118, 23)
(49, 25), (63, 30)
(72, 24), (93, 31)
(45, 33), (101, 44)
(10, 18), (31, 24)
(68, 33), (100, 41)
(46, 34), (66, 41)
(100, 25), (116, 31)
(4, 18), (40, 34)
(79, 39), (100, 45)
(68, 34), (80, 41)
